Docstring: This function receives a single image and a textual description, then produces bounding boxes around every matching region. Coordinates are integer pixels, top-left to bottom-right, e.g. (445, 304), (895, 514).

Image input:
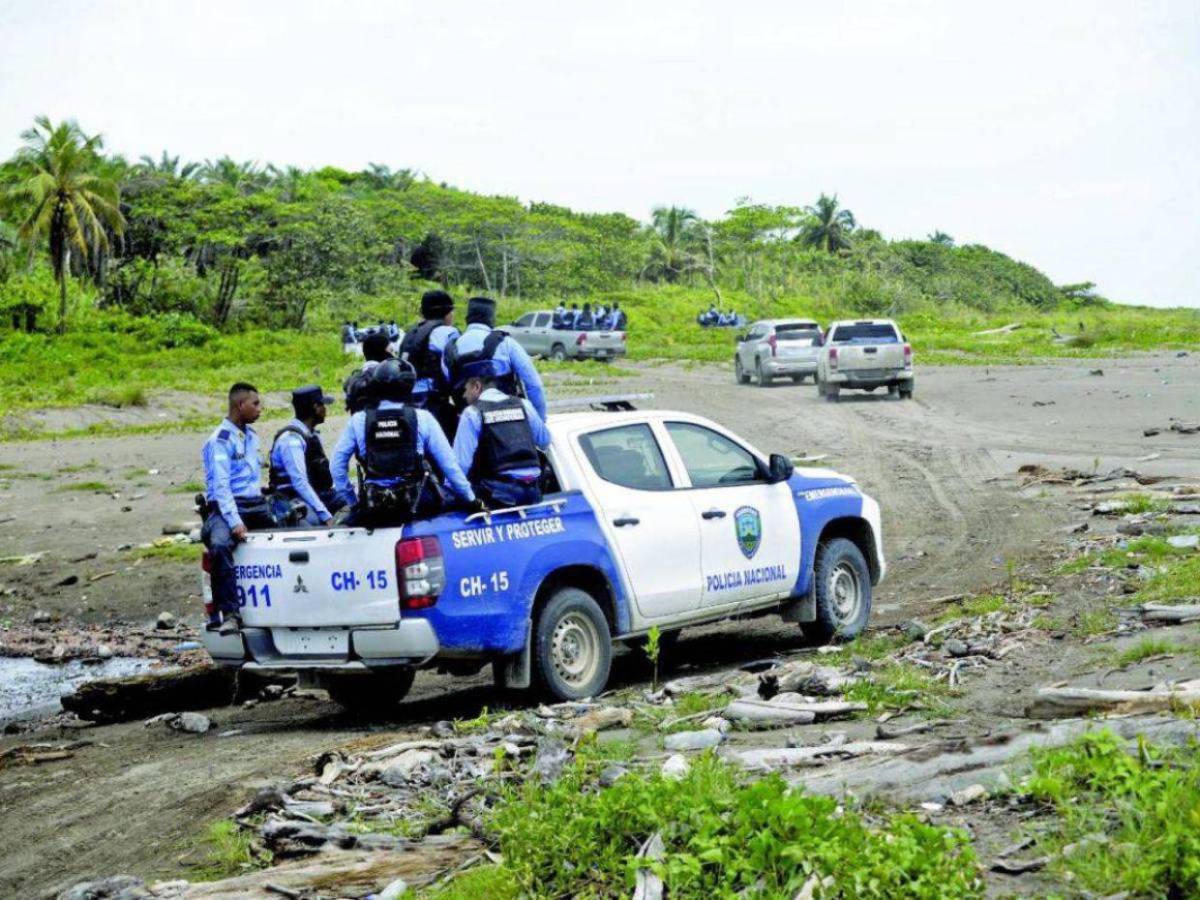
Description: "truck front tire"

(323, 667), (415, 713)
(802, 538), (872, 644)
(533, 587), (612, 701)
(550, 343), (567, 362)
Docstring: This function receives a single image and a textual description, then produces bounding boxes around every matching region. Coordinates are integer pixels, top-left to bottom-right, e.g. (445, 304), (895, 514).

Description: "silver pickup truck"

(501, 310), (627, 362)
(816, 319), (914, 401)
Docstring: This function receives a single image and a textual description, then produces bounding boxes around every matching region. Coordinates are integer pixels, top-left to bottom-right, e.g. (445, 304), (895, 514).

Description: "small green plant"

(644, 624), (662, 691)
(169, 480), (205, 494)
(85, 384), (149, 408)
(453, 706), (496, 735)
(475, 753), (981, 897)
(1116, 492), (1167, 515)
(191, 820), (270, 881)
(1021, 730), (1200, 896)
(55, 480), (110, 492)
(55, 461), (100, 473)
(844, 661), (956, 717)
(1074, 608), (1117, 638)
(1110, 637), (1182, 668)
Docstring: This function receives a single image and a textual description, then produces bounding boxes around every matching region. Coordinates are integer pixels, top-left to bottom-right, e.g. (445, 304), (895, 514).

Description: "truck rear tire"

(802, 538), (872, 644)
(755, 360), (771, 387)
(823, 384), (840, 402)
(735, 357), (750, 384)
(533, 587), (612, 701)
(900, 386), (914, 400)
(323, 667), (415, 713)
(550, 343), (567, 362)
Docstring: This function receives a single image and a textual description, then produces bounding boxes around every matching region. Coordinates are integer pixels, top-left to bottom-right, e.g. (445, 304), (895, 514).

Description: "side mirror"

(767, 453), (794, 484)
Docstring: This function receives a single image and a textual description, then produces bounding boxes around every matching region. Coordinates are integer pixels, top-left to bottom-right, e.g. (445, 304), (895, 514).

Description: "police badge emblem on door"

(734, 506), (762, 559)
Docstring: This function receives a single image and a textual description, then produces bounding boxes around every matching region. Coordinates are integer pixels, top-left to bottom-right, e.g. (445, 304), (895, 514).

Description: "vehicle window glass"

(749, 326), (766, 340)
(776, 326), (821, 343)
(666, 422), (764, 488)
(830, 323), (899, 344)
(514, 313), (535, 327)
(580, 424), (673, 491)
(534, 313), (551, 327)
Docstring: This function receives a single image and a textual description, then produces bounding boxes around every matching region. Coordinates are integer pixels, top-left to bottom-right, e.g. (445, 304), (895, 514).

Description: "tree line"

(0, 116), (1101, 335)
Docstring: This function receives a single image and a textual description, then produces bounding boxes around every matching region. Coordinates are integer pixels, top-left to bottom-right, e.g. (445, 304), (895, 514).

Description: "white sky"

(2, 0), (1197, 307)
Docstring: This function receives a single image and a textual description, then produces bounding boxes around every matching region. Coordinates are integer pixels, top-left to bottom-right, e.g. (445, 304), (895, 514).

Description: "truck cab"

(201, 403), (884, 710)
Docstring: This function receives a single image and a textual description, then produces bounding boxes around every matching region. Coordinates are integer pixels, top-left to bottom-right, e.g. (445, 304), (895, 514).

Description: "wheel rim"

(828, 561), (862, 623)
(550, 611), (601, 688)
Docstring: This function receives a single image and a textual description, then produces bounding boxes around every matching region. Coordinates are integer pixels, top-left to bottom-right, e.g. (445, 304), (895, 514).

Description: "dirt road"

(1, 352), (1198, 895)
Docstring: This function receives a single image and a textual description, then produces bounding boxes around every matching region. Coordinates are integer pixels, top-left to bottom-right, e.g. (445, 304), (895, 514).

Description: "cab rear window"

(830, 324), (899, 343)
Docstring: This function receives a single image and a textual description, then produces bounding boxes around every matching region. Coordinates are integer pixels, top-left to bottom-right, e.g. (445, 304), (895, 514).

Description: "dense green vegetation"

(0, 116), (1196, 425)
(434, 750), (981, 898)
(1023, 730), (1200, 896)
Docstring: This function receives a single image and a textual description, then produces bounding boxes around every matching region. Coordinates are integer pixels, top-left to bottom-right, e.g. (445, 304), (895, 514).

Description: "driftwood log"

(1141, 603), (1200, 624)
(1025, 681), (1200, 719)
(60, 665), (291, 723)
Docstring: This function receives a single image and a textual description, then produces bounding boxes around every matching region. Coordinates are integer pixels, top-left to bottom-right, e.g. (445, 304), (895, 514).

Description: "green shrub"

(483, 753), (981, 898)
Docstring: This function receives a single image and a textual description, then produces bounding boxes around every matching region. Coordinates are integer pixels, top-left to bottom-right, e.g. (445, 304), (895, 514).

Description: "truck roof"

(827, 318), (898, 327)
(754, 318), (820, 327)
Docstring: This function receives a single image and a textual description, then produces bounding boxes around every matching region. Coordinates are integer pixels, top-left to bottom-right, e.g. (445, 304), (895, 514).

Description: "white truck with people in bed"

(201, 399), (884, 709)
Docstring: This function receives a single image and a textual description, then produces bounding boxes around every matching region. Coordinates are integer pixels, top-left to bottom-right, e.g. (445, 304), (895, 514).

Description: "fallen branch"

(732, 741), (910, 771)
(1141, 603), (1200, 625)
(1025, 680), (1200, 719)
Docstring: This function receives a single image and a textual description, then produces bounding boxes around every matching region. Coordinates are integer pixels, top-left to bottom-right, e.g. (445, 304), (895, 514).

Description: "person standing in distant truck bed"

(201, 382), (274, 635)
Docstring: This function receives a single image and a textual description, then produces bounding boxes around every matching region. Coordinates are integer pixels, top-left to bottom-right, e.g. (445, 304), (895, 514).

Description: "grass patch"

(1059, 532), (1198, 575)
(55, 461), (100, 474)
(1138, 555), (1200, 604)
(471, 751), (981, 898)
(1074, 608), (1118, 638)
(131, 541), (201, 563)
(1032, 613), (1067, 632)
(844, 662), (956, 718)
(168, 480), (205, 494)
(1115, 492), (1169, 515)
(1110, 637), (1183, 668)
(634, 691), (730, 734)
(1021, 730), (1200, 896)
(54, 480), (110, 492)
(85, 384), (149, 408)
(936, 592), (1010, 624)
(809, 632), (909, 667)
(190, 821), (271, 881)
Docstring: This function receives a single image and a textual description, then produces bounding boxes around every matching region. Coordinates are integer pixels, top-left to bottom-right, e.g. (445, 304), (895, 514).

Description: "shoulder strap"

(482, 330), (507, 357)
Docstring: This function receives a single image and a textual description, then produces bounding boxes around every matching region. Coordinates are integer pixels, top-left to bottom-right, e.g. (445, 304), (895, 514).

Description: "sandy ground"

(1, 352), (1198, 895)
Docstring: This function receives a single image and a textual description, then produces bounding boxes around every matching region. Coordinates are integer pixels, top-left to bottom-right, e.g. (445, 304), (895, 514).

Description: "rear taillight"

(618, 332), (626, 341)
(903, 343), (913, 368)
(576, 332), (587, 346)
(395, 536), (445, 610)
(767, 334), (778, 357)
(828, 346), (839, 371)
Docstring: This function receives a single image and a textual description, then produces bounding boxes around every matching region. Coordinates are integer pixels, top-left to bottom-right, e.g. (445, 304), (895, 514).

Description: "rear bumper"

(763, 357), (817, 375)
(577, 346), (626, 360)
(202, 619), (440, 670)
(825, 369), (913, 387)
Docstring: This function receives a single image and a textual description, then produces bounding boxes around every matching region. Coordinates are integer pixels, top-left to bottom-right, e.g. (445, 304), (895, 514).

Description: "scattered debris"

(155, 611), (177, 630)
(632, 832), (665, 900)
(1026, 679), (1200, 719)
(732, 741), (910, 772)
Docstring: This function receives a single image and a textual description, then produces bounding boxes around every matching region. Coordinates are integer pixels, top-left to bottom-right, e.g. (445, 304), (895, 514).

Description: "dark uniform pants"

(411, 391), (459, 442)
(478, 477), (542, 509)
(202, 497), (274, 620)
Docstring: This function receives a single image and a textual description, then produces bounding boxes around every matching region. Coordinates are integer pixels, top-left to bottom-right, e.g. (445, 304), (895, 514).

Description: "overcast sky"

(2, 0), (1197, 307)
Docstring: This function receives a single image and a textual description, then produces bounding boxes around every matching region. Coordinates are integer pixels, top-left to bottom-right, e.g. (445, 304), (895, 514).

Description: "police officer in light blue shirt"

(401, 290), (461, 438)
(330, 360), (478, 524)
(442, 296), (547, 421)
(452, 374), (551, 509)
(201, 382), (273, 634)
(268, 385), (344, 526)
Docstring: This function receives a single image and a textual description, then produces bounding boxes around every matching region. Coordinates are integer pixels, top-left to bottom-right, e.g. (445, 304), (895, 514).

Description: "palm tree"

(928, 230), (954, 247)
(647, 205), (699, 282)
(800, 194), (856, 253)
(363, 163), (416, 190)
(137, 151), (199, 180)
(7, 116), (124, 333)
(200, 156), (265, 194)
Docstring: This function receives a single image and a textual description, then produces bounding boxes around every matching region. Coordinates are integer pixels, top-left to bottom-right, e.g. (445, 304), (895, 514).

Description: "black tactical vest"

(364, 407), (422, 482)
(269, 425), (334, 494)
(473, 396), (540, 479)
(443, 330), (519, 395)
(400, 320), (445, 382)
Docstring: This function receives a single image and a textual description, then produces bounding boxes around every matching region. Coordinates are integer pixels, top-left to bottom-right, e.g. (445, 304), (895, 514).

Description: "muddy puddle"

(0, 656), (162, 724)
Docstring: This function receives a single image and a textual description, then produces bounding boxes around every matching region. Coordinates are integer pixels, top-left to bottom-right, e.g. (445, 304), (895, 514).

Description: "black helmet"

(370, 359), (416, 403)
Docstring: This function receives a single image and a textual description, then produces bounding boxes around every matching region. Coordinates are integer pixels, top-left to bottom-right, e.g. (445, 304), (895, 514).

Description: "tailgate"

(776, 337), (818, 360)
(837, 344), (905, 371)
(232, 529), (402, 628)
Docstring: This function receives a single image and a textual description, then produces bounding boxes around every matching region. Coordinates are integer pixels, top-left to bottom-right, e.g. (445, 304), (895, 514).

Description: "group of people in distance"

(201, 291), (549, 634)
(696, 304), (743, 327)
(552, 301), (626, 331)
(341, 320), (402, 348)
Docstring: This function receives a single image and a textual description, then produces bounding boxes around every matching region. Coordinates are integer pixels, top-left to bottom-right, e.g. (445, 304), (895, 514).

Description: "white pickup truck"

(201, 402), (884, 710)
(816, 319), (914, 401)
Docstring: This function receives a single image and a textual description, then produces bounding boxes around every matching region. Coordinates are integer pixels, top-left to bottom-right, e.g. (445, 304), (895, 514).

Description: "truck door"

(662, 421), (800, 609)
(530, 312), (553, 357)
(576, 423), (703, 620)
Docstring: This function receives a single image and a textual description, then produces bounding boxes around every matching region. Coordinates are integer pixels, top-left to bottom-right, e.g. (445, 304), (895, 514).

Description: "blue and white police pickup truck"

(200, 400), (885, 710)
